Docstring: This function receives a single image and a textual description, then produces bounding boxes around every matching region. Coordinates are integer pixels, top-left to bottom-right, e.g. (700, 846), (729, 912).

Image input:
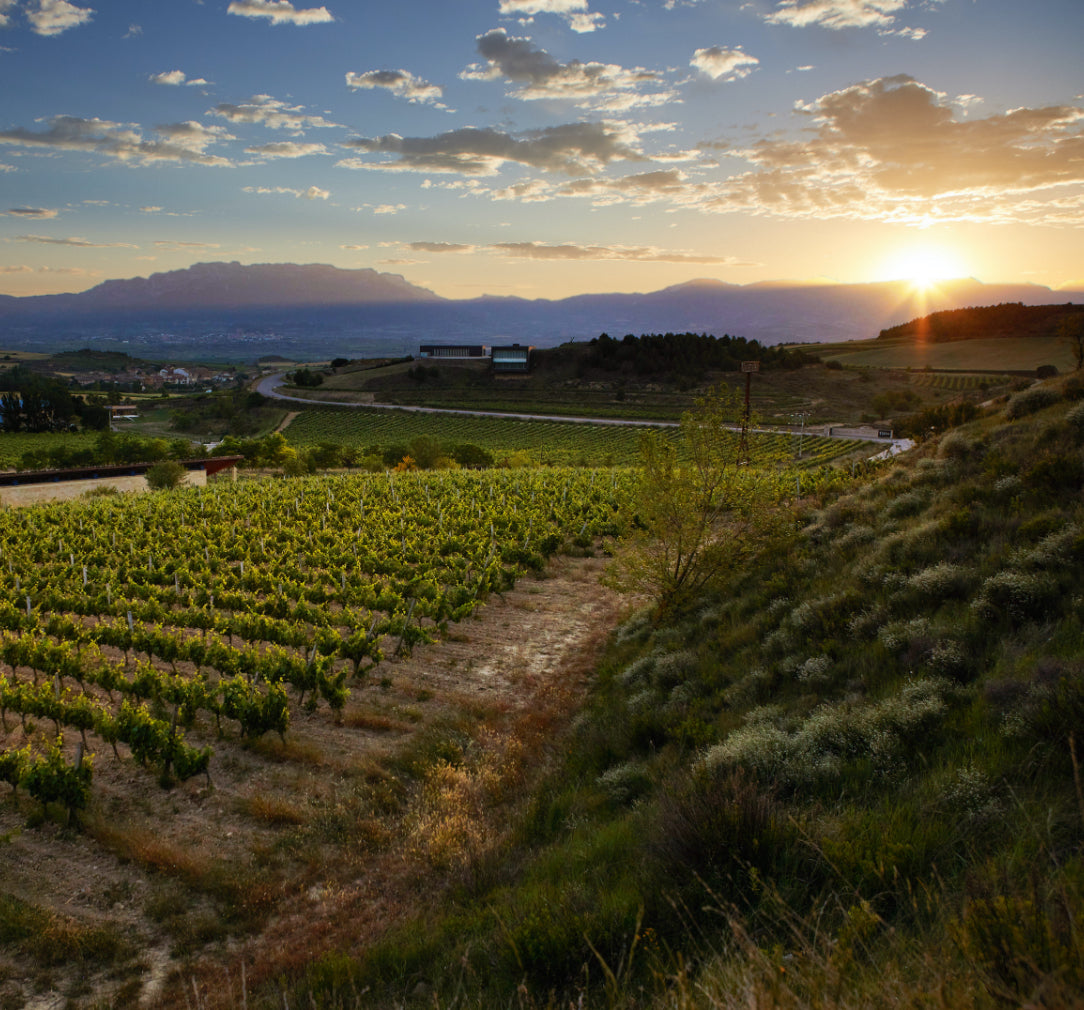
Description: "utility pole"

(738, 360), (759, 464)
(791, 411), (806, 459)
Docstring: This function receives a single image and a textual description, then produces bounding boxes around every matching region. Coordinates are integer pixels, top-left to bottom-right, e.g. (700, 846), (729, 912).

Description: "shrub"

(1065, 401), (1084, 440)
(937, 430), (977, 461)
(971, 570), (1061, 625)
(144, 460), (187, 490)
(1005, 385), (1060, 420)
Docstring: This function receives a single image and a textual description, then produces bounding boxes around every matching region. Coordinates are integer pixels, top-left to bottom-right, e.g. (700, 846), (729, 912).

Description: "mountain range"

(1, 261), (1080, 361)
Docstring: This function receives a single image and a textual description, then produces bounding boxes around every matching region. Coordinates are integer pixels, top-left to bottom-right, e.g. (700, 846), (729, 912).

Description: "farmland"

(282, 406), (869, 468)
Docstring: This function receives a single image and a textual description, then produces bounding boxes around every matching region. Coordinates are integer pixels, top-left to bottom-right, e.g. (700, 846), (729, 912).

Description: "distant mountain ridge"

(7, 261), (443, 314)
(0, 262), (1080, 360)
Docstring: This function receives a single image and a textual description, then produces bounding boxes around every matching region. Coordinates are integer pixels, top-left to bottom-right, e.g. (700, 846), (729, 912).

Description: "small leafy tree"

(145, 460), (187, 490)
(608, 386), (787, 614)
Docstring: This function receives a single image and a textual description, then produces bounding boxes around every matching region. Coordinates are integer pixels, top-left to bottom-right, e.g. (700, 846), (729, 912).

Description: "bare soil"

(0, 553), (631, 1009)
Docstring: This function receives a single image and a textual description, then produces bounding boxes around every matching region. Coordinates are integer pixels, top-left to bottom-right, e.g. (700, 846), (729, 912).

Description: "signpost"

(738, 361), (759, 464)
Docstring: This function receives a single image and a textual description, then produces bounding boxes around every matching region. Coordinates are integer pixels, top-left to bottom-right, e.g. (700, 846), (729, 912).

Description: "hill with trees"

(877, 302), (1084, 345)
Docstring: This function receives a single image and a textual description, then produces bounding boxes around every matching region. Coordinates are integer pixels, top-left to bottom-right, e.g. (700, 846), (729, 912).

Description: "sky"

(0, 0), (1082, 301)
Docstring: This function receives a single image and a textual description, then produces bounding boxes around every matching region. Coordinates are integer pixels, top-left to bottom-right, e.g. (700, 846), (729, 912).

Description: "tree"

(1059, 315), (1084, 371)
(145, 460), (187, 490)
(608, 386), (787, 614)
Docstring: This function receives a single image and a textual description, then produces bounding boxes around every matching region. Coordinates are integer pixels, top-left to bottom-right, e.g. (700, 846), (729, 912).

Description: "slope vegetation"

(303, 375), (1084, 1009)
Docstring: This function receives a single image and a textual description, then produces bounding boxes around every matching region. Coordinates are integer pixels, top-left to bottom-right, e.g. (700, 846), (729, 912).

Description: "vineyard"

(907, 371), (1009, 391)
(284, 407), (867, 467)
(0, 459), (862, 821)
(0, 468), (641, 817)
(0, 431), (98, 470)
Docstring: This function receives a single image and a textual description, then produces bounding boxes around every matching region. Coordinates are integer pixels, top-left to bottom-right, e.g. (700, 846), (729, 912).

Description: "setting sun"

(879, 247), (969, 290)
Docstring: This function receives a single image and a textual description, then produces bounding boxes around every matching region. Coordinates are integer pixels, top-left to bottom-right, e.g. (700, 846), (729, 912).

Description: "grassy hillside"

(289, 375), (1084, 1009)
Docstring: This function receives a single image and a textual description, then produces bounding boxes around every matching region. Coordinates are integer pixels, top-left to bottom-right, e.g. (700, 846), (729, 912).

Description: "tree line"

(0, 365), (110, 433)
(582, 331), (818, 377)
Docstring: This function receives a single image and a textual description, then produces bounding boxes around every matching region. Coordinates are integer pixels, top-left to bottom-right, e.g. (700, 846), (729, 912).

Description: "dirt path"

(0, 552), (632, 1009)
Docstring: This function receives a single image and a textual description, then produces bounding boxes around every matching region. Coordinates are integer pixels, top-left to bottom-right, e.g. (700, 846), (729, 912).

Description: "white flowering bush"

(904, 562), (975, 604)
(971, 569), (1060, 624)
(797, 655), (833, 685)
(1006, 385), (1060, 420)
(701, 678), (950, 791)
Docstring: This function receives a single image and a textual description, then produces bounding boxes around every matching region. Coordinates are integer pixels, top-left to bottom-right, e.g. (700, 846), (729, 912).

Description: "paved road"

(255, 371), (915, 454)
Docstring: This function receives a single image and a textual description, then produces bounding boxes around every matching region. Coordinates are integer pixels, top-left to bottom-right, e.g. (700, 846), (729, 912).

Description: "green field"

(811, 334), (1072, 372)
(0, 431), (99, 470)
(283, 406), (870, 468)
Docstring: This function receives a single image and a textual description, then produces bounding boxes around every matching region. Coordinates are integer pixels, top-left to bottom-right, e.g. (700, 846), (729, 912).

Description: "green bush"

(1006, 385), (1060, 420)
(144, 459), (187, 490)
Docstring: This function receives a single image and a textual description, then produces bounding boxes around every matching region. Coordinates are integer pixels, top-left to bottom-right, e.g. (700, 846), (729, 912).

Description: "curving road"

(255, 371), (915, 455)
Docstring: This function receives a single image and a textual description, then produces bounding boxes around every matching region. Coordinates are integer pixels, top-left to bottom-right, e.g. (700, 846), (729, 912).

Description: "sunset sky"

(1, 0), (1082, 300)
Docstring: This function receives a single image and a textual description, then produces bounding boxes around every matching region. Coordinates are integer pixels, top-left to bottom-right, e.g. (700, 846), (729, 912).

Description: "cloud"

(407, 241), (475, 253)
(0, 115), (234, 166)
(372, 203), (405, 214)
(690, 46), (759, 81)
(763, 0), (941, 36)
(0, 264), (99, 275)
(341, 244), (368, 250)
(454, 167), (698, 207)
(123, 23), (141, 37)
(210, 94), (339, 132)
(153, 241), (222, 250)
(462, 29), (671, 110)
(245, 141), (329, 158)
(242, 184), (330, 199)
(14, 234), (137, 248)
(490, 241), (741, 263)
(226, 0), (333, 26)
(140, 206), (163, 213)
(498, 0), (604, 32)
(5, 206), (58, 218)
(149, 70), (210, 87)
(339, 120), (646, 176)
(704, 75), (1084, 226)
(0, 0), (17, 28)
(345, 69), (446, 107)
(26, 0), (94, 36)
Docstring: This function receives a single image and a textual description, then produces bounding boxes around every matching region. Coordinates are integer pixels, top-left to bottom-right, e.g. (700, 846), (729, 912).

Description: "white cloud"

(763, 0), (942, 35)
(244, 141), (329, 158)
(226, 0), (333, 26)
(123, 23), (141, 38)
(372, 203), (406, 214)
(149, 70), (210, 87)
(345, 69), (446, 108)
(26, 0), (94, 36)
(499, 0), (603, 32)
(0, 115), (234, 166)
(0, 0), (17, 28)
(462, 29), (673, 111)
(702, 75), (1084, 226)
(210, 94), (339, 132)
(690, 46), (759, 81)
(150, 70), (187, 86)
(140, 206), (163, 213)
(242, 184), (330, 199)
